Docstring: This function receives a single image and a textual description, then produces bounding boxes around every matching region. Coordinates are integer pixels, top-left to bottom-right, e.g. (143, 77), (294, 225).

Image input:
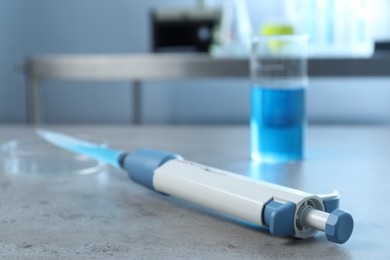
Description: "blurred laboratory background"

(1, 0), (390, 124)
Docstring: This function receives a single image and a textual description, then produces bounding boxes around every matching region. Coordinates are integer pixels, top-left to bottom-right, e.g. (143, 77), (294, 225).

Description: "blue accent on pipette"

(122, 149), (182, 190)
(325, 209), (354, 244)
(323, 197), (340, 213)
(263, 200), (296, 237)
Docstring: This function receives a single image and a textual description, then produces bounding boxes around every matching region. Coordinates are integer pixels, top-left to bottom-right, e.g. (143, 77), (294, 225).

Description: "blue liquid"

(250, 86), (305, 163)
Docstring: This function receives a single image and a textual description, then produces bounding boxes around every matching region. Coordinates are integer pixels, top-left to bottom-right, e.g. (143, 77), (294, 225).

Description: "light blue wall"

(0, 0), (195, 123)
(1, 0), (27, 122)
(1, 0), (390, 124)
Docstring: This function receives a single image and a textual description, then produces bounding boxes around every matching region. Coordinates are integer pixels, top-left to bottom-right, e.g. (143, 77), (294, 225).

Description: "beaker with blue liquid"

(250, 35), (308, 163)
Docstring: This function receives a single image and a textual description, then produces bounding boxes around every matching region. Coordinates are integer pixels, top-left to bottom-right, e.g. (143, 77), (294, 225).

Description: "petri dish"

(0, 134), (106, 176)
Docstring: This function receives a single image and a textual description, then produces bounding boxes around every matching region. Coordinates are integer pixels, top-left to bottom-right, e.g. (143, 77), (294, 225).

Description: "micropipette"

(36, 129), (354, 244)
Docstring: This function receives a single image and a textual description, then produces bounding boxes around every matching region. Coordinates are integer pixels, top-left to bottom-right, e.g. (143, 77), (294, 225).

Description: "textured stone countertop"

(1, 125), (389, 259)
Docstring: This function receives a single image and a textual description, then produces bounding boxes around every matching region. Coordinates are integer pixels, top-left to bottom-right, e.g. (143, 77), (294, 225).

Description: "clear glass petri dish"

(0, 134), (106, 176)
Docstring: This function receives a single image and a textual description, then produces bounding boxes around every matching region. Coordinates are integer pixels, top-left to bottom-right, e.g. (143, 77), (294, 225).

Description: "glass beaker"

(250, 34), (308, 163)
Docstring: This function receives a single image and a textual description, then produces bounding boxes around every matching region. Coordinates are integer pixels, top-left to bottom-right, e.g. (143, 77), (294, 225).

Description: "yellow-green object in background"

(261, 23), (294, 36)
(260, 23), (295, 52)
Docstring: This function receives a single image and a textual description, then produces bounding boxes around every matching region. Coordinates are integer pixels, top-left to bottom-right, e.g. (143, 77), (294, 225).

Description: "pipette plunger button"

(325, 209), (354, 244)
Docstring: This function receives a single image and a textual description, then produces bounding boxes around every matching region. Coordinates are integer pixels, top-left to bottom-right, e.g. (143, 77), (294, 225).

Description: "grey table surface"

(0, 125), (389, 259)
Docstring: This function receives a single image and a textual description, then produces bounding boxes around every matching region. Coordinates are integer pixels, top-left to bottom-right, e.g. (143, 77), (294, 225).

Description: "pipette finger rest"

(122, 149), (354, 244)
